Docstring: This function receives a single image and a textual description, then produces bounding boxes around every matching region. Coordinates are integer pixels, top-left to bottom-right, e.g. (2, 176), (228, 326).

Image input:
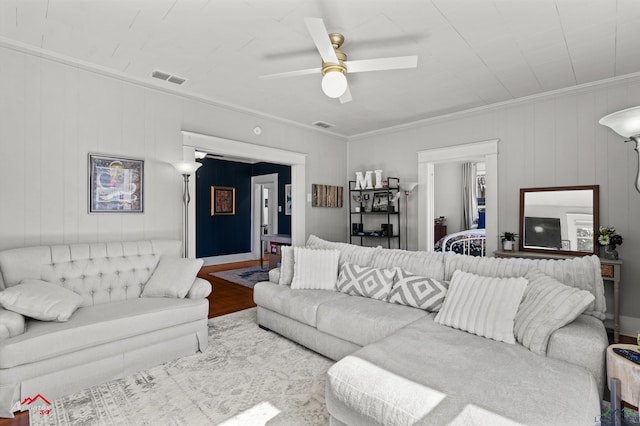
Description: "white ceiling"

(2, 0), (640, 138)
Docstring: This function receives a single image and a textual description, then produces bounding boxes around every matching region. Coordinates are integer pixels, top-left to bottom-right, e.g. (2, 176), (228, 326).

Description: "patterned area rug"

(30, 309), (333, 425)
(210, 266), (270, 289)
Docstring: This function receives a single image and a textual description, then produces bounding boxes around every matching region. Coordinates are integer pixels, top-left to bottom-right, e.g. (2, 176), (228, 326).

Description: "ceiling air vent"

(312, 121), (334, 129)
(151, 69), (187, 85)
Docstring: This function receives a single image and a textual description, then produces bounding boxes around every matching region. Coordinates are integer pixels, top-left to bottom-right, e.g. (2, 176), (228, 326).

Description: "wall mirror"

(519, 185), (599, 256)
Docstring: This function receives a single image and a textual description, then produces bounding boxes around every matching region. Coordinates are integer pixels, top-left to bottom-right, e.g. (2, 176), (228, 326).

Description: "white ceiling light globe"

(321, 71), (347, 98)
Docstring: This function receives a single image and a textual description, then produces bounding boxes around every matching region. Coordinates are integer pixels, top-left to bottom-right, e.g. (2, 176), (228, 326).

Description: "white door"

(251, 174), (279, 260)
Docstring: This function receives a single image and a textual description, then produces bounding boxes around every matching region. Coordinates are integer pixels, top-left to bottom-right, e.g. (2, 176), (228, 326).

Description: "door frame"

(251, 173), (279, 261)
(181, 131), (306, 263)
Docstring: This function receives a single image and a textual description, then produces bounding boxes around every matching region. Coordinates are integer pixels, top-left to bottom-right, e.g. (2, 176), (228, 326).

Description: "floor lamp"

(172, 161), (202, 258)
(398, 182), (418, 250)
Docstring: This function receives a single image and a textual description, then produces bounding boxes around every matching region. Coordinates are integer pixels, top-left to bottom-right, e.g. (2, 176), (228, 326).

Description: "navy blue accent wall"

(195, 159), (291, 258)
(196, 158), (252, 257)
(252, 162), (292, 235)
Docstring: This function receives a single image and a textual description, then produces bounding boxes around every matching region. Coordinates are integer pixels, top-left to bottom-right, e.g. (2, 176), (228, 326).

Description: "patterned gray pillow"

(336, 263), (396, 301)
(388, 268), (449, 312)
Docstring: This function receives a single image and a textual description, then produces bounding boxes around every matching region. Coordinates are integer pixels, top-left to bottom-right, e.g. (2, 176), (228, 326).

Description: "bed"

(435, 228), (486, 256)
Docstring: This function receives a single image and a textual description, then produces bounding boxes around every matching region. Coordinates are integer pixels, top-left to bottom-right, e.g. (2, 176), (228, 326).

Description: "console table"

(260, 234), (292, 269)
(494, 250), (622, 343)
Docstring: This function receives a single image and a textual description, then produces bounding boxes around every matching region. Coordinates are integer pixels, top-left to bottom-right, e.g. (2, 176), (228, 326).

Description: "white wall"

(348, 74), (640, 333)
(0, 44), (347, 251)
(434, 162), (462, 234)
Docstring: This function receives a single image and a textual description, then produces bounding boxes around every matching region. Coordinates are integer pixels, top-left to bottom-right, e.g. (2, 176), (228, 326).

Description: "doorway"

(251, 173), (279, 261)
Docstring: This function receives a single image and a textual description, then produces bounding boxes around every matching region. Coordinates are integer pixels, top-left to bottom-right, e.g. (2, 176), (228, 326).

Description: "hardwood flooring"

(0, 260), (259, 426)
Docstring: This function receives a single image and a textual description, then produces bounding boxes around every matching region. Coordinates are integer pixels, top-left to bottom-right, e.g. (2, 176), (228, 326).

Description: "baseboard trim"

(201, 253), (256, 266)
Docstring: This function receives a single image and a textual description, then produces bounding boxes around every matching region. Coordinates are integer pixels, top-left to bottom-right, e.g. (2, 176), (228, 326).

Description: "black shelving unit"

(349, 177), (400, 248)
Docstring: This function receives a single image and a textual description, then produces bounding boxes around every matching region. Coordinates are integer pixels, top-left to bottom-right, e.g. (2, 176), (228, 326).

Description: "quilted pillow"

(435, 270), (527, 344)
(515, 269), (595, 355)
(388, 268), (449, 312)
(0, 279), (83, 322)
(290, 247), (340, 290)
(336, 263), (396, 301)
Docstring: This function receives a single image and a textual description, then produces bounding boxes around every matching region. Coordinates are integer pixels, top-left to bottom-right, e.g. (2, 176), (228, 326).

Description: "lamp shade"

(599, 106), (640, 138)
(172, 161), (202, 176)
(399, 181), (418, 193)
(321, 71), (348, 98)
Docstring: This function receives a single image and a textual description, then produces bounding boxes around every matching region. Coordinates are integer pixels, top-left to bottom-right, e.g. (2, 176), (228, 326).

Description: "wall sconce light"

(398, 182), (418, 250)
(172, 161), (202, 257)
(599, 106), (640, 193)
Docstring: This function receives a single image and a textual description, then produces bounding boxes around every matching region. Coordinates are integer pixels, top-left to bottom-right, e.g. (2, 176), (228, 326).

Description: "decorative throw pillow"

(388, 268), (449, 312)
(434, 270), (527, 344)
(336, 263), (396, 301)
(290, 247), (340, 291)
(141, 256), (204, 299)
(0, 279), (83, 322)
(278, 245), (295, 286)
(514, 269), (595, 355)
(0, 308), (25, 339)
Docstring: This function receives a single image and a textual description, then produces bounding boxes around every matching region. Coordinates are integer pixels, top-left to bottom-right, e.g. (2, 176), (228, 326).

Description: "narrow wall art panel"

(311, 184), (343, 208)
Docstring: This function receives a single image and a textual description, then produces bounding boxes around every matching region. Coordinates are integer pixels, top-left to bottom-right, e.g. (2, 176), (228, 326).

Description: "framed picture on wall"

(285, 184), (292, 215)
(211, 186), (235, 215)
(88, 154), (144, 213)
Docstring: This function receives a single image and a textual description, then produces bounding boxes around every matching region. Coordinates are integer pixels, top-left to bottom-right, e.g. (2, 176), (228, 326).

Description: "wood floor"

(0, 260), (259, 426)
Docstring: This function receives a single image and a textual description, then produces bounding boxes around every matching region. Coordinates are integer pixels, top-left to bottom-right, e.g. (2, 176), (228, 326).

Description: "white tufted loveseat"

(0, 240), (211, 417)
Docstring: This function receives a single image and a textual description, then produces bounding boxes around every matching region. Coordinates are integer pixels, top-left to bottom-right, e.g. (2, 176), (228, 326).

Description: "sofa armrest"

(186, 278), (212, 299)
(269, 267), (281, 284)
(546, 314), (609, 397)
(0, 307), (26, 340)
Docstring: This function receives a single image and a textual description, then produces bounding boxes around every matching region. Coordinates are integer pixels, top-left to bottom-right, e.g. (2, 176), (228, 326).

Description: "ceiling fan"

(259, 18), (418, 104)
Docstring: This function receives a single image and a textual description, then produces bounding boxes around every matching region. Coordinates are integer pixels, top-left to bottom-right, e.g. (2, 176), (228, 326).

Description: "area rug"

(29, 308), (333, 426)
(210, 266), (270, 289)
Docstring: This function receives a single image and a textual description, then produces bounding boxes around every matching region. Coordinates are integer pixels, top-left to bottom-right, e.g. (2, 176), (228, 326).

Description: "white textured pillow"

(290, 247), (340, 291)
(142, 256), (204, 298)
(515, 269), (595, 354)
(336, 263), (396, 300)
(278, 245), (295, 285)
(388, 268), (449, 312)
(435, 270), (527, 344)
(0, 308), (25, 339)
(0, 279), (83, 322)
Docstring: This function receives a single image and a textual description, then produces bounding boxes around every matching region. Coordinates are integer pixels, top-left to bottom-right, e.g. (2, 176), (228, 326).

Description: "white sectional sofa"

(254, 235), (609, 425)
(0, 240), (211, 417)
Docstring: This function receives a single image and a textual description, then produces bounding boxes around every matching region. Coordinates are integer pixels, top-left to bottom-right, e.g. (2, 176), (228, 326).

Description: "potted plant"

(500, 232), (517, 251)
(596, 226), (623, 260)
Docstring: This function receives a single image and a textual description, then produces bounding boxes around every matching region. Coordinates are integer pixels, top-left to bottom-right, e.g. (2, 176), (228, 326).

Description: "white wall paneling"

(348, 74), (640, 333)
(0, 45), (347, 254)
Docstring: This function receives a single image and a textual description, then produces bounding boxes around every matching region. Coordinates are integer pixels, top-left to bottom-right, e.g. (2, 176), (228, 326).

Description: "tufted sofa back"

(0, 240), (181, 307)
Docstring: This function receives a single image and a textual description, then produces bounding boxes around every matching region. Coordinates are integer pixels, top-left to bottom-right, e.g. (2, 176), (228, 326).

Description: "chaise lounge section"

(254, 235), (609, 425)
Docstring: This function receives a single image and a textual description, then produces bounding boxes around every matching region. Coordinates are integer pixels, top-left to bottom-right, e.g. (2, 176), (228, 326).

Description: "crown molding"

(0, 37), (348, 141)
(348, 71), (640, 142)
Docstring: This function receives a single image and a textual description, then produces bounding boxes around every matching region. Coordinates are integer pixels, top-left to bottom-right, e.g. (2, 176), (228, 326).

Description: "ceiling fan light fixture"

(321, 70), (347, 98)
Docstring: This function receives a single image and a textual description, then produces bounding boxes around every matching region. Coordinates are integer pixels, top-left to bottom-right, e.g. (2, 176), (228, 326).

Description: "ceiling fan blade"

(304, 18), (339, 64)
(339, 87), (352, 104)
(345, 56), (418, 73)
(259, 67), (321, 80)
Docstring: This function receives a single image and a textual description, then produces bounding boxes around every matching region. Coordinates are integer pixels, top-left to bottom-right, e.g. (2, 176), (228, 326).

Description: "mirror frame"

(518, 185), (599, 256)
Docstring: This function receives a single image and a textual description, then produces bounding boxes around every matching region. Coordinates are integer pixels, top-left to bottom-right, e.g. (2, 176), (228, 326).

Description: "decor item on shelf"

(172, 161), (202, 258)
(89, 154), (144, 213)
(311, 184), (344, 207)
(354, 170), (384, 190)
(597, 226), (623, 260)
(211, 186), (236, 215)
(399, 181), (418, 250)
(352, 223), (363, 234)
(371, 192), (389, 212)
(599, 106), (640, 193)
(500, 232), (518, 251)
(381, 223), (393, 237)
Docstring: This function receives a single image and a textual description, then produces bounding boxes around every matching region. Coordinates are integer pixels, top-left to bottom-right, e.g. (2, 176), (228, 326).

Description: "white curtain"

(461, 162), (478, 230)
